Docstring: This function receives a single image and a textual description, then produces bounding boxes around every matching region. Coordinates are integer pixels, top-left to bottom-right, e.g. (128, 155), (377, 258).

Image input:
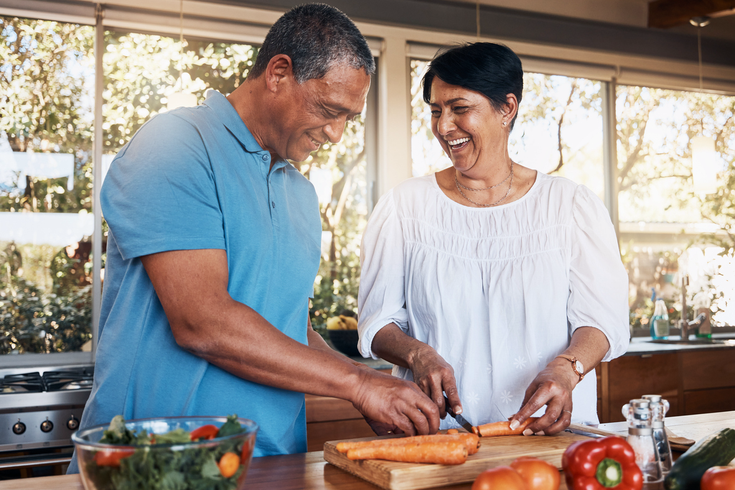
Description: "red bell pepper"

(562, 436), (643, 490)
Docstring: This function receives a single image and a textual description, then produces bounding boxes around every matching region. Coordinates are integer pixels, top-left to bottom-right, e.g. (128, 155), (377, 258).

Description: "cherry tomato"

(94, 448), (135, 466)
(701, 466), (735, 490)
(190, 424), (219, 441)
(472, 466), (528, 490)
(510, 457), (560, 490)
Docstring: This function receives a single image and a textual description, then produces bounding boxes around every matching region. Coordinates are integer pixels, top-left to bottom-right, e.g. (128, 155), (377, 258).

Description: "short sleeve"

(567, 185), (630, 361)
(357, 190), (409, 359)
(101, 112), (225, 260)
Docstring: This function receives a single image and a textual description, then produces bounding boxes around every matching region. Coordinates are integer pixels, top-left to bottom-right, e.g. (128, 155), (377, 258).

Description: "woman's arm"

(372, 323), (463, 419)
(510, 326), (610, 435)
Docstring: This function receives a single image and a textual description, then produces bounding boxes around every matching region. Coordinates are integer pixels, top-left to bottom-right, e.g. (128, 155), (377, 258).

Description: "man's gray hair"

(248, 3), (375, 83)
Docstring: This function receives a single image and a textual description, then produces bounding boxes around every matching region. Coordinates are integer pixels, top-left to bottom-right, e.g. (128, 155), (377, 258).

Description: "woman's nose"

(436, 112), (455, 136)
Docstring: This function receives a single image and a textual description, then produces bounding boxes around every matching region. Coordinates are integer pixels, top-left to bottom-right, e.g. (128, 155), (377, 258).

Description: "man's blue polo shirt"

(77, 91), (322, 460)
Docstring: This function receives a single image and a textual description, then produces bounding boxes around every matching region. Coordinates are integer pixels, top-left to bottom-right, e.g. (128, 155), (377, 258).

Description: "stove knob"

(12, 421), (26, 435)
(66, 416), (79, 431)
(40, 419), (54, 433)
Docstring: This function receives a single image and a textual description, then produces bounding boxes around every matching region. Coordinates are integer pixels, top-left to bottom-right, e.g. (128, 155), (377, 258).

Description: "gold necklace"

(455, 162), (514, 207)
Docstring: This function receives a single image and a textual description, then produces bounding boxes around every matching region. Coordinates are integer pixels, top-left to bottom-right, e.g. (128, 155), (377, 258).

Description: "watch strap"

(556, 355), (584, 381)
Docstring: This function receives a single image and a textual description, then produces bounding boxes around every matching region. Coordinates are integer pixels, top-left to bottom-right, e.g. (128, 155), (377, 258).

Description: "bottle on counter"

(622, 398), (663, 487)
(692, 292), (712, 339)
(642, 394), (673, 476)
(650, 299), (670, 340)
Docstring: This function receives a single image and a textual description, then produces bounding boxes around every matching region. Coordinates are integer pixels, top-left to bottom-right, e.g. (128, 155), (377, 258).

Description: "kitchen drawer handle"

(0, 454), (72, 470)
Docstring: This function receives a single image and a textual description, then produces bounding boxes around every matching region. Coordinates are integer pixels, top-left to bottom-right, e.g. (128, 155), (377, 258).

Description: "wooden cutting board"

(324, 431), (590, 490)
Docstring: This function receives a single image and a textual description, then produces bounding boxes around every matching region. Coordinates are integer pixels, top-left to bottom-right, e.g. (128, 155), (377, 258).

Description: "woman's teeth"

(448, 137), (470, 149)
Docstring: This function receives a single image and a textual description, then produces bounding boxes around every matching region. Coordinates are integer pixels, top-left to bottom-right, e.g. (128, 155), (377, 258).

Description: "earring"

(502, 121), (507, 127)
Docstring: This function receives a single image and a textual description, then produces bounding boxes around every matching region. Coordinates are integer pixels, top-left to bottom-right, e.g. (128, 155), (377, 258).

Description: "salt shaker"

(622, 399), (663, 486)
(642, 394), (673, 475)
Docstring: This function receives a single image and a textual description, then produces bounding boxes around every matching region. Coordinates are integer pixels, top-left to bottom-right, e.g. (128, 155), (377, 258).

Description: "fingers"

(543, 408), (572, 435)
(443, 380), (463, 416)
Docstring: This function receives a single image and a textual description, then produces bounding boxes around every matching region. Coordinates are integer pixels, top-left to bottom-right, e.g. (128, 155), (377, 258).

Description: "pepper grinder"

(642, 394), (673, 475)
(622, 399), (663, 487)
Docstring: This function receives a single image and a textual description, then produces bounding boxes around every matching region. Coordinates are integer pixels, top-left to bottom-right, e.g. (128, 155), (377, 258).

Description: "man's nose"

(324, 117), (347, 144)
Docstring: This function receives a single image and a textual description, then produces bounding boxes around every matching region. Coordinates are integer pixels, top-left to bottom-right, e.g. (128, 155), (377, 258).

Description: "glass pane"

(0, 16), (95, 355)
(410, 60), (605, 201)
(512, 74), (604, 199)
(616, 85), (735, 329)
(102, 31), (258, 156)
(304, 107), (368, 335)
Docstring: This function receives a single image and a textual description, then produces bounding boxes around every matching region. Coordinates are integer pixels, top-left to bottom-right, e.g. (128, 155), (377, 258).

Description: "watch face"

(574, 360), (584, 374)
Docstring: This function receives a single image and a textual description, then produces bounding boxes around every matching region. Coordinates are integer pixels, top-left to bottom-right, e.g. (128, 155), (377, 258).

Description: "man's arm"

(142, 249), (439, 435)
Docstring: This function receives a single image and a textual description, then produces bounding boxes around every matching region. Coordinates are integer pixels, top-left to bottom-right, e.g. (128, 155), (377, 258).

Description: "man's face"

(274, 63), (370, 162)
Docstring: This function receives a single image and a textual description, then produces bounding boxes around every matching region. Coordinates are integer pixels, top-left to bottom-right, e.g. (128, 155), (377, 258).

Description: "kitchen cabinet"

(599, 344), (735, 422)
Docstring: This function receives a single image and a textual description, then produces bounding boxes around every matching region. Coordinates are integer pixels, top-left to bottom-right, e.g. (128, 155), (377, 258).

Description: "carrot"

(473, 417), (539, 437)
(447, 429), (459, 434)
(218, 451), (240, 478)
(346, 441), (468, 465)
(336, 433), (480, 455)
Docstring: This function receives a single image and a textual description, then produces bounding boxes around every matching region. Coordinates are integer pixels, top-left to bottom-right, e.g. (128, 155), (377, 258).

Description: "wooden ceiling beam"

(648, 0), (735, 28)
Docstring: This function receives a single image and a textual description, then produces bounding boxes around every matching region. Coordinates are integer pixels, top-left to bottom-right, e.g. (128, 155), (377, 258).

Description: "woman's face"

(429, 77), (509, 174)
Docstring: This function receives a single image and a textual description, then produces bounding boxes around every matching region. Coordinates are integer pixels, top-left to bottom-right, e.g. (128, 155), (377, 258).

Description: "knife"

(443, 395), (475, 433)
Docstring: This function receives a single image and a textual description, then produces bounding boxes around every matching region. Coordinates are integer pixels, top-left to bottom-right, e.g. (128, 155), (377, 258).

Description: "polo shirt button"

(272, 201), (275, 208)
(262, 154), (268, 161)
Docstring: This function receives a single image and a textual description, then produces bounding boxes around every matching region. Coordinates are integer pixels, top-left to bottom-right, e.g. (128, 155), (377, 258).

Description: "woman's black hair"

(422, 43), (523, 129)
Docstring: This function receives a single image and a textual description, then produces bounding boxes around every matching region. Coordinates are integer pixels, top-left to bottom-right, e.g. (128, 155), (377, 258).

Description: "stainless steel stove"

(0, 365), (92, 474)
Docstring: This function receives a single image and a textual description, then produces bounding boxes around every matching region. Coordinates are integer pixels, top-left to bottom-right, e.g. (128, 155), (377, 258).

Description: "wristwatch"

(556, 355), (585, 382)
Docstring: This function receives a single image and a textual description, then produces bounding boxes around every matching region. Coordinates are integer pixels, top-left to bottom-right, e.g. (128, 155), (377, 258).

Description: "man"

(70, 3), (438, 468)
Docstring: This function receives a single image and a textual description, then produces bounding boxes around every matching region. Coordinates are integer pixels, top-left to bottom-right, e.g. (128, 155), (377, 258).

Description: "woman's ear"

(503, 93), (519, 123)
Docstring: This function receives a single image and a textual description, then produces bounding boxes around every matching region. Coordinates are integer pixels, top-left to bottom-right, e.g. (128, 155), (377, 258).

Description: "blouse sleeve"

(567, 185), (630, 361)
(357, 189), (409, 359)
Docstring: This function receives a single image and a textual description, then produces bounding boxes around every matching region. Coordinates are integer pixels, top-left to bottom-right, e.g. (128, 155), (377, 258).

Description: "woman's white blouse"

(357, 172), (629, 427)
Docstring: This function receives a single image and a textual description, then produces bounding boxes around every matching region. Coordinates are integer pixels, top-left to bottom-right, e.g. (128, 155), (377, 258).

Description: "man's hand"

(351, 369), (440, 436)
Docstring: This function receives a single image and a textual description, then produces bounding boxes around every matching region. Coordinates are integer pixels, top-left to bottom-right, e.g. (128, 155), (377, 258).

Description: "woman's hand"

(510, 357), (577, 435)
(371, 323), (463, 419)
(407, 344), (461, 419)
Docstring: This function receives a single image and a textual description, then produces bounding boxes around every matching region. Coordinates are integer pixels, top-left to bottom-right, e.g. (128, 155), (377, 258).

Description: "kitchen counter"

(5, 411), (733, 490)
(625, 332), (735, 355)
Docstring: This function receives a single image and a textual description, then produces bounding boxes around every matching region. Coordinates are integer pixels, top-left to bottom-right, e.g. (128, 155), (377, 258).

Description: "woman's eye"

(430, 110), (441, 117)
(453, 106), (468, 113)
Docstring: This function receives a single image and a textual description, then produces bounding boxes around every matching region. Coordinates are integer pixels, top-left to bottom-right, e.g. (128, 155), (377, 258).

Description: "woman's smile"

(448, 137), (471, 151)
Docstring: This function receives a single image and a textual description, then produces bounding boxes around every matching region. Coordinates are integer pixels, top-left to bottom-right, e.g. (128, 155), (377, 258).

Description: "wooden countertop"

(4, 411), (733, 490)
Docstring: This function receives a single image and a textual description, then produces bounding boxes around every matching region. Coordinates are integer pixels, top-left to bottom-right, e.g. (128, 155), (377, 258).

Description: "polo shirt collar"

(204, 90), (266, 154)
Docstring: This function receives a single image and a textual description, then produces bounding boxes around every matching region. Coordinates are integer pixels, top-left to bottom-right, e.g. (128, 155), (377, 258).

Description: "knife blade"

(443, 395), (475, 433)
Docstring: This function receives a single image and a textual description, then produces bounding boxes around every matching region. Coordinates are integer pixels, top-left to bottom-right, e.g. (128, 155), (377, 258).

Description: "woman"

(357, 43), (629, 436)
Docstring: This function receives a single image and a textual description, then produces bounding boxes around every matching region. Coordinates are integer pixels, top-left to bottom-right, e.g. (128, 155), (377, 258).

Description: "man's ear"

(265, 54), (294, 93)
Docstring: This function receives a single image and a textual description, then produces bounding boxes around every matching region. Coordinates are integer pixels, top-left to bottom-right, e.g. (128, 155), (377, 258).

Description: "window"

(616, 85), (735, 328)
(0, 15), (95, 356)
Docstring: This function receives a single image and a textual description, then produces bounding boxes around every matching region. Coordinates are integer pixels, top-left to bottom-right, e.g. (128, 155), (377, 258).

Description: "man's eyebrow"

(430, 97), (468, 106)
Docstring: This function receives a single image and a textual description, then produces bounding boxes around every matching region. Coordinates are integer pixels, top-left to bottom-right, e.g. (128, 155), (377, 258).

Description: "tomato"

(472, 466), (528, 490)
(701, 466), (735, 490)
(94, 448), (135, 466)
(510, 457), (560, 490)
(190, 424), (219, 441)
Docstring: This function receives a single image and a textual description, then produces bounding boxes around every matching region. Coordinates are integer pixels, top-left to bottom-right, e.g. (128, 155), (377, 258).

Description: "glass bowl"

(72, 416), (258, 490)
